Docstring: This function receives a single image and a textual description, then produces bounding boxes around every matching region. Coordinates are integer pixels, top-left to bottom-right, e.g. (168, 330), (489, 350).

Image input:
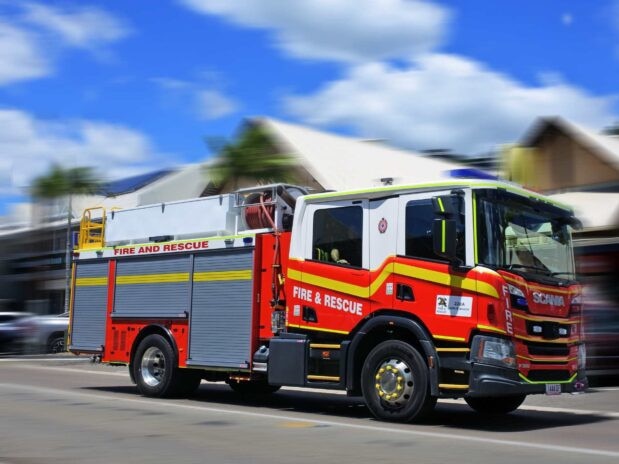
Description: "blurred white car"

(0, 312), (36, 353)
(30, 312), (69, 353)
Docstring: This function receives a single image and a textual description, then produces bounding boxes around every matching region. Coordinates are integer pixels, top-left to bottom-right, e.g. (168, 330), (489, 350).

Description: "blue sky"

(1, 0), (618, 215)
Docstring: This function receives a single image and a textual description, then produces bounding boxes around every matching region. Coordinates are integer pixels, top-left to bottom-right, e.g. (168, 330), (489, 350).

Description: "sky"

(1, 0), (618, 216)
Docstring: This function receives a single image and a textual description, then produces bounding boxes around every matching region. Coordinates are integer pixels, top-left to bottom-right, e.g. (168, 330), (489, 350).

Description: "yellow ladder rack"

(78, 207), (106, 250)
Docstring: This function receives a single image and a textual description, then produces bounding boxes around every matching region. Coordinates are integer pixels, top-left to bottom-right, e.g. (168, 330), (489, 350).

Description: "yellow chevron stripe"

(286, 323), (349, 335)
(75, 277), (108, 286)
(393, 263), (499, 299)
(193, 270), (252, 282)
(287, 268), (369, 298)
(477, 324), (507, 334)
(434, 334), (466, 342)
(116, 273), (189, 284)
(287, 262), (499, 300)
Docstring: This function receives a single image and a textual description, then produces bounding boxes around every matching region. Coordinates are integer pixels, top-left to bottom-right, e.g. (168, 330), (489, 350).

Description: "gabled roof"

(522, 116), (619, 171)
(99, 169), (174, 196)
(549, 192), (619, 230)
(251, 117), (466, 191)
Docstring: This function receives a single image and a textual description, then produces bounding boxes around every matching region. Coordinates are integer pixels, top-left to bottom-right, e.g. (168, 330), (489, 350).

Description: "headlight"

(578, 344), (586, 370)
(507, 284), (528, 310)
(471, 335), (516, 368)
(507, 284), (525, 297)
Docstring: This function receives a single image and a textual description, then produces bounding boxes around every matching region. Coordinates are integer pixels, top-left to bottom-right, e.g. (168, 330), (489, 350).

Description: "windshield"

(476, 191), (576, 280)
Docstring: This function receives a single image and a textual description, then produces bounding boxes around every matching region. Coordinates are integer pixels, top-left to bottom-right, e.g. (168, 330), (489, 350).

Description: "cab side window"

(405, 197), (465, 262)
(312, 206), (363, 267)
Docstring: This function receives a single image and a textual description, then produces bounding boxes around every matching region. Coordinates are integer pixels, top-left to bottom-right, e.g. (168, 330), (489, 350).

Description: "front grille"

(525, 321), (571, 340)
(525, 341), (569, 357)
(526, 370), (571, 382)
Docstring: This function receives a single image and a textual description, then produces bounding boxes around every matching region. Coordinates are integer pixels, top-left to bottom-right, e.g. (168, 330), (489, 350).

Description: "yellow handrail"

(78, 207), (106, 250)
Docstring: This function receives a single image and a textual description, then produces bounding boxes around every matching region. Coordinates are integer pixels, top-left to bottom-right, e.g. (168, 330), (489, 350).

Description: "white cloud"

(152, 76), (240, 120)
(285, 54), (618, 154)
(0, 2), (130, 85)
(21, 2), (130, 49)
(0, 20), (50, 85)
(179, 0), (450, 62)
(196, 90), (238, 119)
(0, 109), (169, 198)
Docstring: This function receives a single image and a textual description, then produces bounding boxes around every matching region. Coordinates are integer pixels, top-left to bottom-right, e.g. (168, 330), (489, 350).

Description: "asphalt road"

(1, 355), (619, 464)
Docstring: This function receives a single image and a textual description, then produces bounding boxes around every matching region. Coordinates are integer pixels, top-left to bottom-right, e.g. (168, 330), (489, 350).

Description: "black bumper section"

(466, 362), (588, 397)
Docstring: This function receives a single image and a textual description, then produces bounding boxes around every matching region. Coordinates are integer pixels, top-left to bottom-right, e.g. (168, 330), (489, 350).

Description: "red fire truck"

(69, 179), (587, 422)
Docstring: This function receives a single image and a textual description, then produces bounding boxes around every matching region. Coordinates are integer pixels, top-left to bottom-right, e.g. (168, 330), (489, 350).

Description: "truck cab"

(281, 180), (586, 420)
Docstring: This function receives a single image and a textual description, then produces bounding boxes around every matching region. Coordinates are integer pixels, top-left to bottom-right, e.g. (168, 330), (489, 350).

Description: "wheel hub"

(374, 358), (414, 406)
(141, 346), (166, 387)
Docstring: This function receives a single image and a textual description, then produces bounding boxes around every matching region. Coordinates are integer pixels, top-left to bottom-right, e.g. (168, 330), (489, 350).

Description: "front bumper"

(467, 362), (588, 397)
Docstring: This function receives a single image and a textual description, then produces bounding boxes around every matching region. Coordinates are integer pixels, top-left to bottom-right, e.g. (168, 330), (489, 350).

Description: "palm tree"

(31, 165), (100, 313)
(208, 125), (297, 191)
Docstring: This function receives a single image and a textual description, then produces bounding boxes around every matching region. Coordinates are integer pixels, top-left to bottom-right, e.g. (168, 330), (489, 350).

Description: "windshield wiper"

(549, 271), (575, 278)
(506, 264), (551, 275)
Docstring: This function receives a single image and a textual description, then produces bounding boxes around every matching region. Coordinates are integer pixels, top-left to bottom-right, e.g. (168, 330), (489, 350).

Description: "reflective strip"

(436, 348), (470, 353)
(512, 312), (578, 324)
(286, 323), (349, 335)
(287, 268), (369, 298)
(514, 334), (579, 344)
(116, 273), (189, 284)
(393, 263), (499, 299)
(307, 375), (340, 382)
(288, 263), (499, 299)
(75, 277), (108, 286)
(193, 270), (252, 282)
(434, 334), (466, 342)
(472, 192), (479, 264)
(309, 344), (341, 349)
(517, 355), (577, 363)
(439, 383), (468, 389)
(519, 372), (577, 385)
(477, 324), (507, 334)
(437, 197), (445, 212)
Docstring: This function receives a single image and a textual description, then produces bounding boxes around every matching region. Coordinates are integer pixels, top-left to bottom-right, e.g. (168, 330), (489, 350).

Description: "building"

(0, 117), (471, 314)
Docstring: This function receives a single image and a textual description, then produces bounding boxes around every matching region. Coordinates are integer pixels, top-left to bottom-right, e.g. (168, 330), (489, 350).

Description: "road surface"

(1, 355), (619, 464)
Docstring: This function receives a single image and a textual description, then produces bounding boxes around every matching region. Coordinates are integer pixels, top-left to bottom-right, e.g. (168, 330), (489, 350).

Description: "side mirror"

(431, 194), (460, 263)
(432, 218), (458, 262)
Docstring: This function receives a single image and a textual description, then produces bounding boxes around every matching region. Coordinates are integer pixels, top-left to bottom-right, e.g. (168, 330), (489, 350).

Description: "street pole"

(64, 193), (72, 314)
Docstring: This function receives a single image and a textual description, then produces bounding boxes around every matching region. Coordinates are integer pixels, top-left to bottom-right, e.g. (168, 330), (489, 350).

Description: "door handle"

(302, 306), (318, 323)
(396, 284), (415, 301)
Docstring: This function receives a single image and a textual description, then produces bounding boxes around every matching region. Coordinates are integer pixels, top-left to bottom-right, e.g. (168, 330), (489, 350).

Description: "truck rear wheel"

(465, 395), (525, 414)
(361, 340), (435, 422)
(133, 334), (183, 398)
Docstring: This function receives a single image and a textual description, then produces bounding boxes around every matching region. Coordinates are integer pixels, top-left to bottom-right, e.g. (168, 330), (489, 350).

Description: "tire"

(47, 335), (65, 354)
(361, 340), (435, 422)
(177, 370), (203, 396)
(228, 379), (281, 396)
(132, 334), (183, 398)
(465, 395), (526, 414)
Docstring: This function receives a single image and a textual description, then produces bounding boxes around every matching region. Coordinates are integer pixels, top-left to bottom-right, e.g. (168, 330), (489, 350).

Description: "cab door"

(368, 197), (399, 311)
(288, 200), (369, 335)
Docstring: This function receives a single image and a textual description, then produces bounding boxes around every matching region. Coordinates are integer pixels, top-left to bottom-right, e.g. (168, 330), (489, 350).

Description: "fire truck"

(69, 179), (587, 422)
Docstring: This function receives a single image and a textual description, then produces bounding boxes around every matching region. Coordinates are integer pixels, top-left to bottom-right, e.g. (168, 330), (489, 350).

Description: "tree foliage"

(208, 125), (297, 190)
(31, 165), (100, 201)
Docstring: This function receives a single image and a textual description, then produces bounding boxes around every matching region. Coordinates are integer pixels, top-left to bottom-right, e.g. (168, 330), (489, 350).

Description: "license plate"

(545, 384), (562, 395)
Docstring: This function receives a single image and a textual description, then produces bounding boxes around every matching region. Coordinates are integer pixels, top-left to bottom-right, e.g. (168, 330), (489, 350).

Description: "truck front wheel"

(465, 395), (525, 414)
(133, 334), (183, 398)
(361, 340), (435, 422)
